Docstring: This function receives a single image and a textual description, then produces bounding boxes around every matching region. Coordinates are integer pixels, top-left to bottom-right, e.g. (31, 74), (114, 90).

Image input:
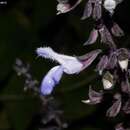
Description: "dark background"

(0, 0), (130, 130)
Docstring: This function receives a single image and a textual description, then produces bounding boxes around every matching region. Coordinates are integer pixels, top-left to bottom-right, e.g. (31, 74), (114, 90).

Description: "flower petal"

(82, 86), (103, 104)
(36, 47), (55, 60)
(122, 99), (130, 114)
(92, 2), (102, 20)
(84, 29), (98, 45)
(102, 71), (114, 90)
(115, 123), (125, 130)
(81, 0), (93, 20)
(77, 49), (102, 70)
(36, 47), (83, 74)
(40, 66), (63, 95)
(107, 53), (117, 69)
(37, 47), (101, 75)
(106, 94), (121, 117)
(121, 78), (130, 94)
(99, 25), (116, 48)
(96, 55), (109, 75)
(111, 23), (124, 37)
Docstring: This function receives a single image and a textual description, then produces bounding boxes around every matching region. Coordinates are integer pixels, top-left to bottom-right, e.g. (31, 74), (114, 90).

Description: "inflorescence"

(29, 0), (130, 129)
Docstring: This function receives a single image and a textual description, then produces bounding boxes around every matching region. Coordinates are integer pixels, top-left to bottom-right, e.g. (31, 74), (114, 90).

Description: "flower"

(56, 0), (82, 15)
(81, 0), (102, 20)
(96, 55), (109, 75)
(96, 48), (130, 74)
(82, 86), (103, 104)
(106, 93), (122, 117)
(117, 48), (129, 71)
(84, 24), (116, 48)
(36, 47), (101, 95)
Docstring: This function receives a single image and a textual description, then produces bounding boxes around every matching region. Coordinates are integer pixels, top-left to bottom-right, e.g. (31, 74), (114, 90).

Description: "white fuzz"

(36, 47), (83, 74)
(57, 3), (70, 14)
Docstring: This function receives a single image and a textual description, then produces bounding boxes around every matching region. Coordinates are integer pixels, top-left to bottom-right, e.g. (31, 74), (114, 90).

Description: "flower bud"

(102, 71), (114, 89)
(118, 48), (129, 71)
(103, 0), (116, 14)
(82, 86), (103, 104)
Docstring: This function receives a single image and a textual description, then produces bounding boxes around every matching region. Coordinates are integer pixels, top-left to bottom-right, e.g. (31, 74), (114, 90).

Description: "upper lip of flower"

(36, 47), (102, 74)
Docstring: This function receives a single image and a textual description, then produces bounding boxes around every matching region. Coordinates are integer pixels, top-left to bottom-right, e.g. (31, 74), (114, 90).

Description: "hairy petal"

(84, 29), (98, 45)
(40, 66), (64, 95)
(36, 47), (83, 74)
(36, 47), (56, 60)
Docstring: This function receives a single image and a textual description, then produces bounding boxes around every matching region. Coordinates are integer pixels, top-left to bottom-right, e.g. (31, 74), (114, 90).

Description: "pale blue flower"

(36, 47), (101, 95)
